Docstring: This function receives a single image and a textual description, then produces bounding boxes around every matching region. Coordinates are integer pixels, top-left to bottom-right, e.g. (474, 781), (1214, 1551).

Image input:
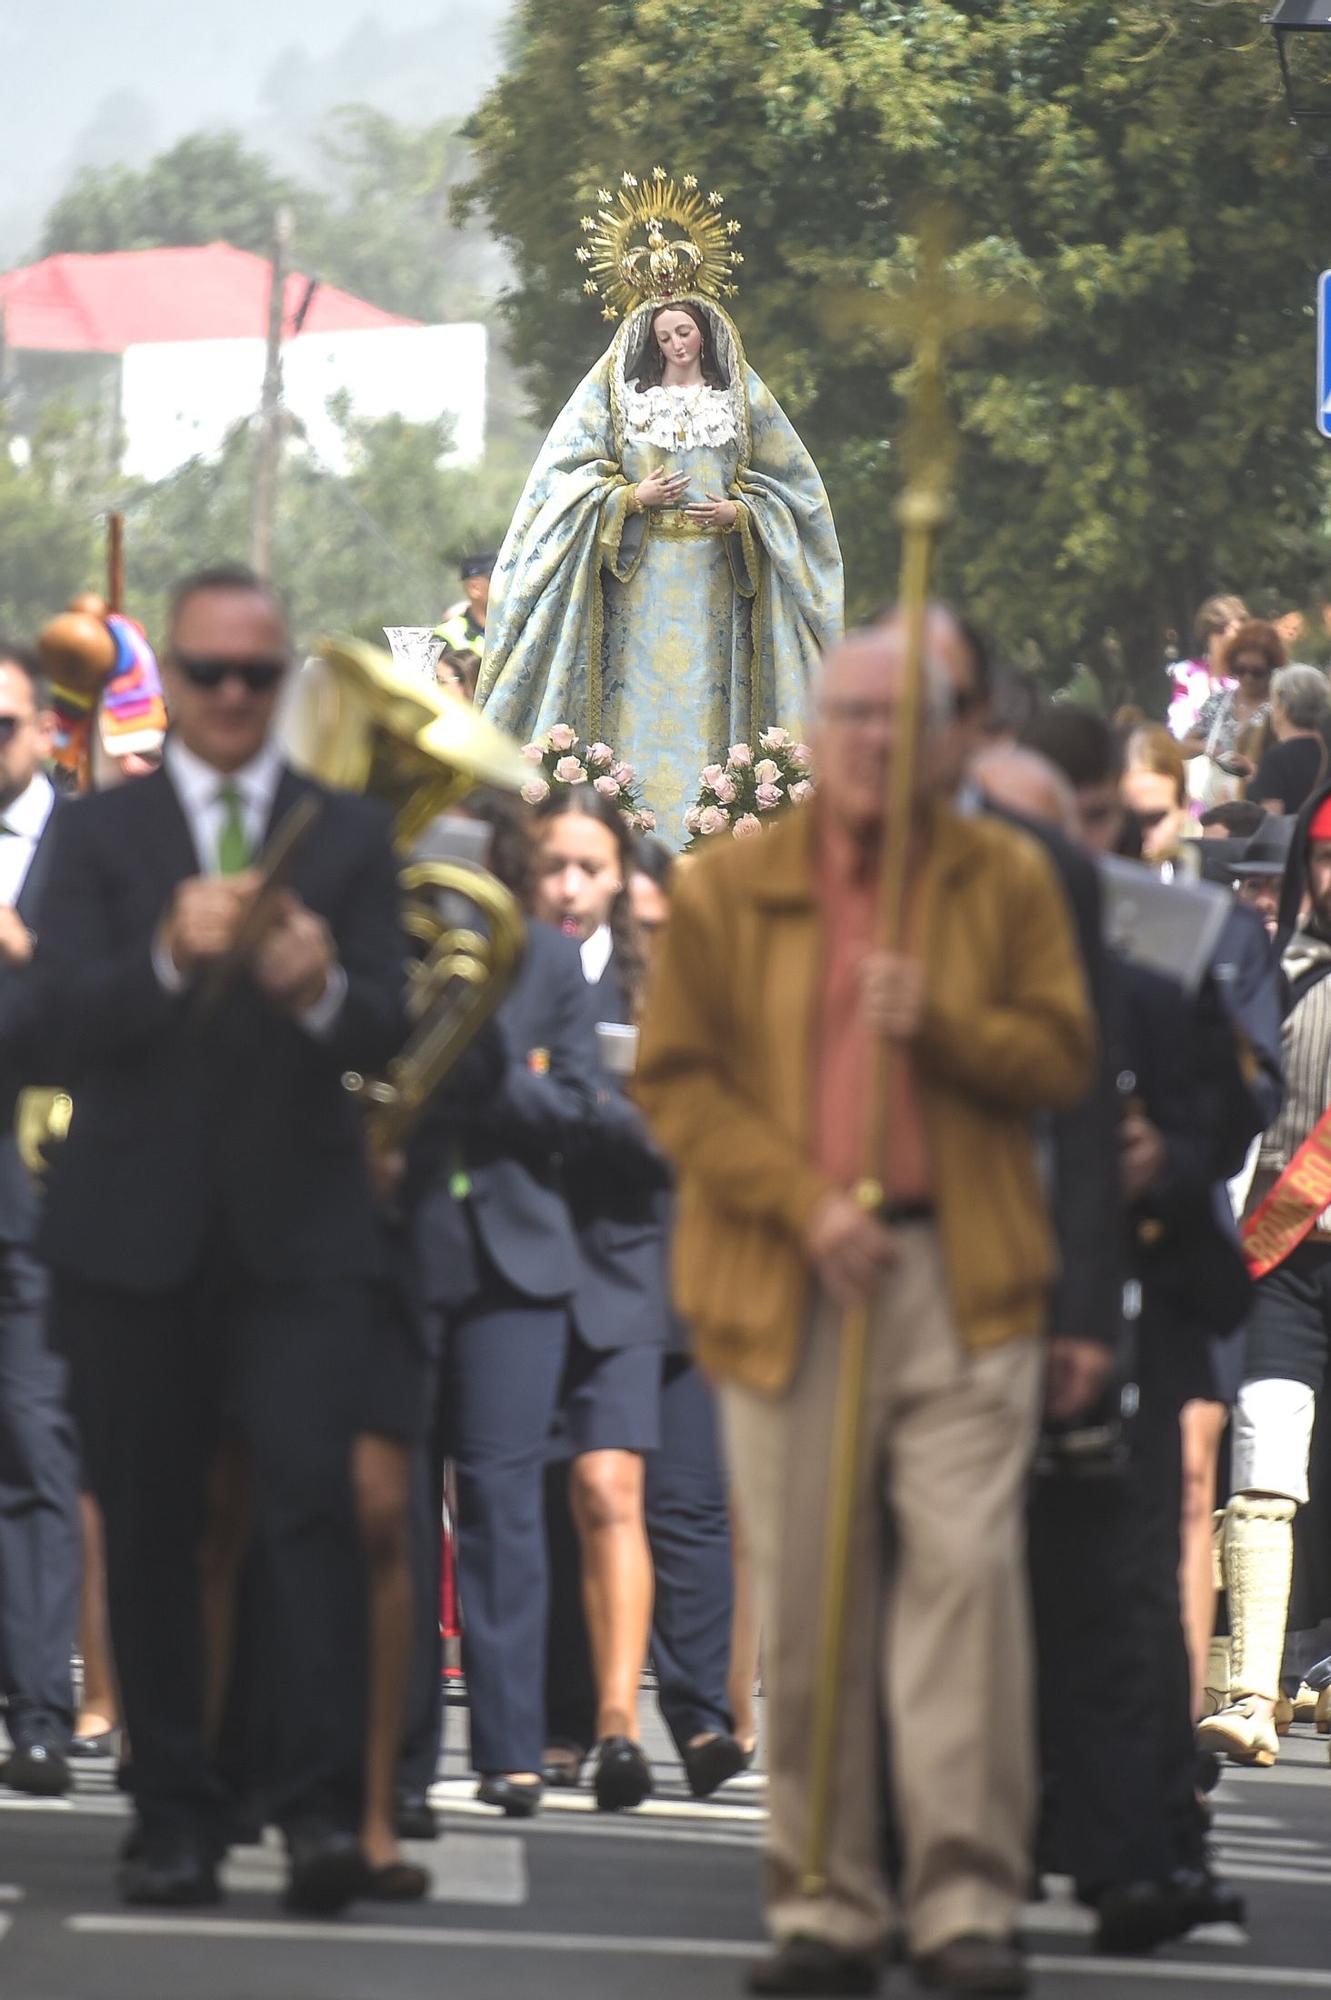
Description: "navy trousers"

(0, 1246), (80, 1749)
(433, 1293), (571, 1777)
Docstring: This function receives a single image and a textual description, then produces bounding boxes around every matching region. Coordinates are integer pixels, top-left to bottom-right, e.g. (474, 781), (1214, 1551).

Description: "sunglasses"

(171, 654), (286, 694)
(1235, 664), (1271, 680)
(0, 715), (29, 746)
(1135, 808), (1172, 831)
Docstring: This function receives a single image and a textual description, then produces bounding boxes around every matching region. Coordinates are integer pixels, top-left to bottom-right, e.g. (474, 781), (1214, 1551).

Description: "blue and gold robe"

(477, 298), (844, 840)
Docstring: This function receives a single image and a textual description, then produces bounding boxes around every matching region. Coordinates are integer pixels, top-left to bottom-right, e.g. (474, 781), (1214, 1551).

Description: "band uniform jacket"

(566, 949), (673, 1354)
(28, 763), (406, 1292)
(636, 801), (1096, 1396)
(0, 799), (61, 1246)
(410, 920), (600, 1309)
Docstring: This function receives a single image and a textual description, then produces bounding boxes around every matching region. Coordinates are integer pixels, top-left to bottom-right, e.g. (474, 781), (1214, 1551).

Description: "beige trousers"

(723, 1226), (1042, 1958)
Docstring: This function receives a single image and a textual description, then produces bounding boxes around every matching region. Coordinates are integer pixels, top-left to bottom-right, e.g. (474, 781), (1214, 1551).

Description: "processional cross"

(802, 211), (1041, 1899)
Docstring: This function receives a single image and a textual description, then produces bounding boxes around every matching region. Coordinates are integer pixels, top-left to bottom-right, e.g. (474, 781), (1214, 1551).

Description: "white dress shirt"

(155, 737), (346, 1035)
(580, 923), (614, 987)
(0, 772), (55, 909)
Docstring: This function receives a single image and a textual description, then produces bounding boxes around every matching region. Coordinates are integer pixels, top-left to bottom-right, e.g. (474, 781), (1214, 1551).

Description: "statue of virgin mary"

(476, 169), (844, 837)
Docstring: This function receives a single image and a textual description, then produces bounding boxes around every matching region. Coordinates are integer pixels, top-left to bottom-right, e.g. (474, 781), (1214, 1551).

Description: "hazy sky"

(2, 1), (509, 260)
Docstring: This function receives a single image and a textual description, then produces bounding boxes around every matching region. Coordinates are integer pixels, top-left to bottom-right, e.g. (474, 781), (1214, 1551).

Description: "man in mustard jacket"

(636, 625), (1095, 1998)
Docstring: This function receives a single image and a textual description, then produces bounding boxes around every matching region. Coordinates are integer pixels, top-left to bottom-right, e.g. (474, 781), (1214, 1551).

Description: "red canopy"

(0, 242), (418, 354)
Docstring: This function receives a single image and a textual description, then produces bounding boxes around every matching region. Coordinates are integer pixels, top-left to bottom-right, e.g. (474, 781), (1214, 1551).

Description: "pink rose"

(727, 743), (752, 768)
(521, 741), (546, 764)
(759, 727), (790, 751)
(594, 775), (622, 798)
(587, 741), (614, 768)
(755, 783), (782, 811)
(790, 743), (813, 768)
(732, 813), (763, 839)
(637, 810), (656, 832)
(753, 758), (780, 785)
(554, 756), (587, 784)
(612, 762), (636, 789)
(789, 778), (814, 805)
(711, 772), (738, 805)
(700, 763), (727, 790)
(684, 806), (703, 836)
(548, 723), (578, 752)
(698, 804), (730, 838)
(521, 776), (550, 804)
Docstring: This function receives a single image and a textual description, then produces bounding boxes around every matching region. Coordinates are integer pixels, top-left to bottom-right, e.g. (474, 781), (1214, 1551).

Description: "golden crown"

(576, 167), (743, 322)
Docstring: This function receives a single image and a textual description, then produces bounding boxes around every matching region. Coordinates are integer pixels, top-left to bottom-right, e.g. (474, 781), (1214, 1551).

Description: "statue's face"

(653, 308), (703, 371)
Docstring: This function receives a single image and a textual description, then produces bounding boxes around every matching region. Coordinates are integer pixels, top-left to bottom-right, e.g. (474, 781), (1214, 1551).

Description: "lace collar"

(622, 381), (739, 451)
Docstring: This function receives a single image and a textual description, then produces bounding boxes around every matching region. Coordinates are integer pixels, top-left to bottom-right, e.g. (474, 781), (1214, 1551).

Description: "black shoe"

(1093, 1881), (1191, 1955)
(746, 1937), (879, 1996)
(592, 1735), (653, 1812)
(394, 1789), (438, 1841)
(1, 1742), (71, 1798)
(683, 1732), (750, 1800)
(117, 1832), (220, 1909)
(1168, 1866), (1246, 1930)
(476, 1775), (543, 1819)
(365, 1859), (431, 1901)
(284, 1824), (369, 1916)
(68, 1730), (117, 1761)
(913, 1933), (1027, 1994)
(540, 1744), (587, 1789)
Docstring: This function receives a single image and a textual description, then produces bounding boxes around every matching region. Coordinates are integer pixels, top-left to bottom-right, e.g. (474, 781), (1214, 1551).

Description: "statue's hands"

(685, 494), (738, 531)
(634, 466), (691, 511)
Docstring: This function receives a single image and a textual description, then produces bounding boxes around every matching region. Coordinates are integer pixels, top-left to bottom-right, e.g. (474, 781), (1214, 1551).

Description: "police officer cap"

(460, 553), (498, 580)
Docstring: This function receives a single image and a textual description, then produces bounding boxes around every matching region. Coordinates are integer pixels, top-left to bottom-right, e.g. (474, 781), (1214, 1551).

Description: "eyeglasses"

(171, 654), (286, 694)
(1235, 664), (1271, 681)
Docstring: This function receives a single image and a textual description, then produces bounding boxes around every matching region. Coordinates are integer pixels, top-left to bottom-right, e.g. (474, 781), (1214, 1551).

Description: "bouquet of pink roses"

(683, 727), (814, 842)
(520, 724), (657, 834)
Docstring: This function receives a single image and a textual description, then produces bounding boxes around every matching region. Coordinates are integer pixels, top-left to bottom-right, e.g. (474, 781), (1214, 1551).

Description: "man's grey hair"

(1273, 663), (1331, 734)
(811, 627), (953, 734)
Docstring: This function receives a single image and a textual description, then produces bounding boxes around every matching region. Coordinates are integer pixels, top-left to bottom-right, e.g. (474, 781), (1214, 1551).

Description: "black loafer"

(476, 1775), (543, 1818)
(68, 1730), (117, 1761)
(592, 1735), (653, 1812)
(541, 1744), (587, 1789)
(1, 1742), (70, 1798)
(284, 1824), (369, 1916)
(1093, 1881), (1191, 1955)
(366, 1859), (431, 1901)
(394, 1789), (438, 1841)
(1168, 1866), (1246, 1930)
(683, 1732), (751, 1799)
(117, 1834), (220, 1909)
(746, 1937), (879, 1995)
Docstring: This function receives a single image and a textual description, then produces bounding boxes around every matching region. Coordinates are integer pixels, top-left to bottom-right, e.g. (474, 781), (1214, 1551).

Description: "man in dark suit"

(29, 566), (406, 1912)
(0, 644), (81, 1800)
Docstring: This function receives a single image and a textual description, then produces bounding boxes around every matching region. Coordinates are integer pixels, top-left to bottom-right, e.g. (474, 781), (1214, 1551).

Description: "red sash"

(1242, 1108), (1331, 1278)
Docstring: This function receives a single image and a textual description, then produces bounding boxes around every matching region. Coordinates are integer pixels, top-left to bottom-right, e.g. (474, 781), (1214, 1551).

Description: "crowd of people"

(2, 562), (1331, 1999)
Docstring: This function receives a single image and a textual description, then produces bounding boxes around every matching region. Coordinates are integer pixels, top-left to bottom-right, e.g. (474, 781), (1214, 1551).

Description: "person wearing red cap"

(1200, 785), (1331, 1769)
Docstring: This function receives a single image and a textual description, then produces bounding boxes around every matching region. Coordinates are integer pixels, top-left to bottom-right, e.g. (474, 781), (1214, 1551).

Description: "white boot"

(1196, 1495), (1296, 1768)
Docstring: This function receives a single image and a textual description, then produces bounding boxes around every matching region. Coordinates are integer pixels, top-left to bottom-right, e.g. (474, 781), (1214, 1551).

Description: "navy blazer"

(565, 952), (673, 1354)
(30, 762), (406, 1291)
(411, 920), (599, 1309)
(0, 794), (61, 1245)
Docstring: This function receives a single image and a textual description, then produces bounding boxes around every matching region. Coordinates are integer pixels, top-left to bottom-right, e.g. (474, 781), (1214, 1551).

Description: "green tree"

(460, 0), (1331, 699)
(40, 133), (315, 260)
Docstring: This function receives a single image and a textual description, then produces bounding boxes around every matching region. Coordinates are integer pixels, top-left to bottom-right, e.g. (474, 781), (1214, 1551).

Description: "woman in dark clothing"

(1248, 664), (1331, 817)
(406, 791), (602, 1817)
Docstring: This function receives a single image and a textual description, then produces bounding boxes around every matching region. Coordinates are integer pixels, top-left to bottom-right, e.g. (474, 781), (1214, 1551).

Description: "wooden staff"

(106, 512), (125, 615)
(801, 215), (1038, 1898)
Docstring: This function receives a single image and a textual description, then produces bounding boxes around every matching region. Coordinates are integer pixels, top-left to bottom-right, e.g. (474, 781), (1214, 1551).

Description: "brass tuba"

(281, 639), (530, 1146)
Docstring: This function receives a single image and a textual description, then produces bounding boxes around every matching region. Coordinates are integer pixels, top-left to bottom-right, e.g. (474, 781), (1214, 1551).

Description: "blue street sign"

(1311, 270), (1319, 438)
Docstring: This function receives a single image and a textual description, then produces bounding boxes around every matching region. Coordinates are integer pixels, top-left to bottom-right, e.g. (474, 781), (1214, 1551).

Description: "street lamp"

(1268, 1), (1331, 171)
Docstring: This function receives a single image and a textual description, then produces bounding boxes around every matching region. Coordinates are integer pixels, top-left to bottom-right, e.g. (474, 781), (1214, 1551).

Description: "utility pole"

(250, 206), (293, 579)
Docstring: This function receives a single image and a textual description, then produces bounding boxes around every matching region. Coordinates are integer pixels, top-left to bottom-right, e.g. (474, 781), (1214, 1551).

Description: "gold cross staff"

(802, 206), (1040, 1900)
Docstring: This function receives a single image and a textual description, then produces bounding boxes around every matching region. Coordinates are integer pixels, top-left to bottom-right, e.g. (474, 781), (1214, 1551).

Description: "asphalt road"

(3, 1703), (1331, 1999)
